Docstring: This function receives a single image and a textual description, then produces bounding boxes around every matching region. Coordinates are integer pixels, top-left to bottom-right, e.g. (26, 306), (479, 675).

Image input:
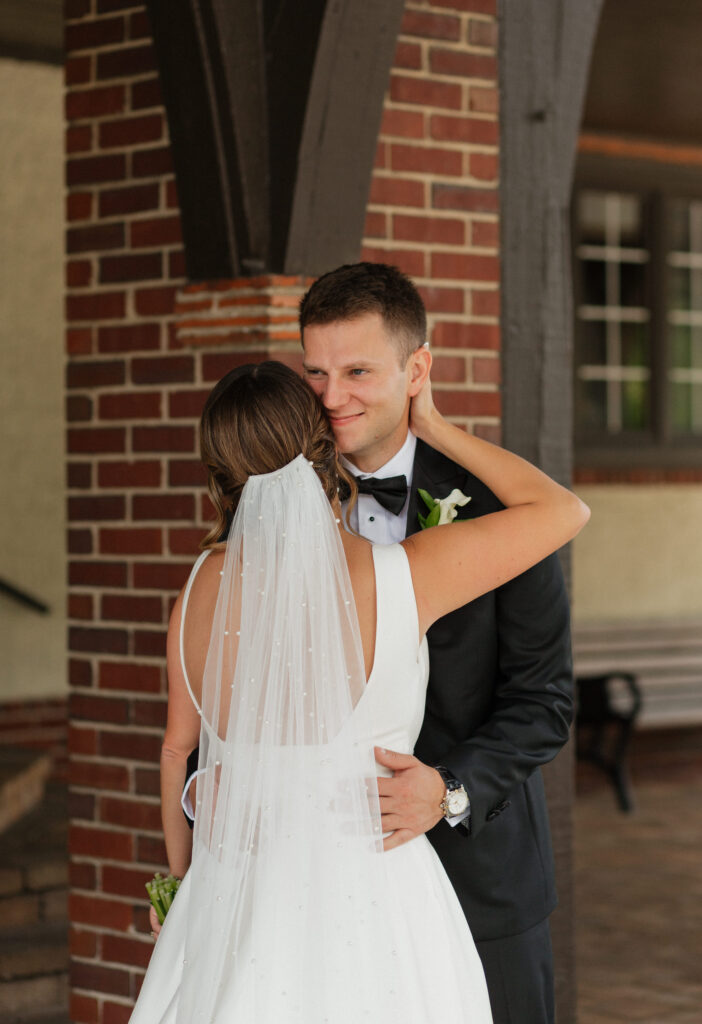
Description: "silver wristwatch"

(436, 765), (469, 818)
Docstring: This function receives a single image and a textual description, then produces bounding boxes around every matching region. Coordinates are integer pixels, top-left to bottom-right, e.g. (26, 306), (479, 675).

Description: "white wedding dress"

(130, 542), (492, 1023)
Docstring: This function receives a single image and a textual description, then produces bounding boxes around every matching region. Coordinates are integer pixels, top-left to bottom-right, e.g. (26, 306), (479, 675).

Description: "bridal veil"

(176, 454), (410, 1022)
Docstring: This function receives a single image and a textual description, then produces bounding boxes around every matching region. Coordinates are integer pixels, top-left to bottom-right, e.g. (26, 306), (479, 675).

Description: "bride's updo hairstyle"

(199, 361), (355, 549)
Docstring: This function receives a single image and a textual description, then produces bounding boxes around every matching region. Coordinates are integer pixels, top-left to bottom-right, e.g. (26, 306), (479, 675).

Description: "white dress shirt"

(341, 430), (416, 543)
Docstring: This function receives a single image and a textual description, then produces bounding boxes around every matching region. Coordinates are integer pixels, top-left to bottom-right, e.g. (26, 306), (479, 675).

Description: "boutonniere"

(417, 488), (471, 529)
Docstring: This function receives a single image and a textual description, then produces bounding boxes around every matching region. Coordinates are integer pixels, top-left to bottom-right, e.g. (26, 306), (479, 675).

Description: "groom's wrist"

(435, 765), (471, 826)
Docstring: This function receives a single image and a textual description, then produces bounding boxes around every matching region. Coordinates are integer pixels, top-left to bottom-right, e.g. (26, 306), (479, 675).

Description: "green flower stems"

(145, 872), (181, 925)
(417, 488), (441, 529)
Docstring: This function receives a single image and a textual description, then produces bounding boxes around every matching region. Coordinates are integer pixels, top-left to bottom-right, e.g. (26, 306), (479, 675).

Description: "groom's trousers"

(474, 917), (554, 1024)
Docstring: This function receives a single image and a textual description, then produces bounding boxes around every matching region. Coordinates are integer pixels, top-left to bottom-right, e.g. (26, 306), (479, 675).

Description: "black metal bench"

(573, 619), (702, 811)
(575, 672), (641, 811)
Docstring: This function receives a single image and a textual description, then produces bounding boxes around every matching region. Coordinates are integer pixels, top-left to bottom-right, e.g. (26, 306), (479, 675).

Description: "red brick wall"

(64, 2), (499, 1020)
(364, 2), (500, 438)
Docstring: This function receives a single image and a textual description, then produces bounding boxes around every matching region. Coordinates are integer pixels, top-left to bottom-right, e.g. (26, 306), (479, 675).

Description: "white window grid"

(667, 200), (702, 432)
(576, 192), (650, 434)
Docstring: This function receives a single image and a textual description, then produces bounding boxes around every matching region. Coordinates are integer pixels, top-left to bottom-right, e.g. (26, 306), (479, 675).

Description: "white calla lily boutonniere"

(417, 487), (471, 529)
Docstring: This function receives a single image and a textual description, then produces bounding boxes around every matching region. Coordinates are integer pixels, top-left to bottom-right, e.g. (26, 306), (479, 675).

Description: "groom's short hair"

(299, 262), (427, 365)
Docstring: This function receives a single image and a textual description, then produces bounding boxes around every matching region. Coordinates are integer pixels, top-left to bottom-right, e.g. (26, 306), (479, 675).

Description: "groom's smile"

(328, 411), (363, 426)
(302, 312), (426, 473)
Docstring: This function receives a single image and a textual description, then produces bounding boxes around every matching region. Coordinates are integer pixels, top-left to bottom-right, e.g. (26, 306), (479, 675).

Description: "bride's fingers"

(148, 904), (161, 939)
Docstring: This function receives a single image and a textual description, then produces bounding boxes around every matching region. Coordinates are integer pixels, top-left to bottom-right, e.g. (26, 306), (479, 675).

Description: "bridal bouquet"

(146, 872), (181, 924)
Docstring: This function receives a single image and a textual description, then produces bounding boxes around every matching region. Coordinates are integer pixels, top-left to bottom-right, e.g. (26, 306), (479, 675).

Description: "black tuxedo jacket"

(408, 440), (572, 942)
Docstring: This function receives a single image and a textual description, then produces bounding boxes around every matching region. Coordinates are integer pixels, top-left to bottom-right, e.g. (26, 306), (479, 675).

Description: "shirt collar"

(340, 430), (417, 480)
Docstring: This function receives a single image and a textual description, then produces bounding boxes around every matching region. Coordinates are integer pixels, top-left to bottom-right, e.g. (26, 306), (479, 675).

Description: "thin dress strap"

(179, 549), (211, 715)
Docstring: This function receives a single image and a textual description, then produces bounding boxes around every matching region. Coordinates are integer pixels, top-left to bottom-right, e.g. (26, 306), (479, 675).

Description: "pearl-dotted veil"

(176, 454), (408, 1022)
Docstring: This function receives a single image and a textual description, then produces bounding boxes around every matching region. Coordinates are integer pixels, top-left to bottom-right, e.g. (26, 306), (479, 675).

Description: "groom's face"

(302, 312), (419, 472)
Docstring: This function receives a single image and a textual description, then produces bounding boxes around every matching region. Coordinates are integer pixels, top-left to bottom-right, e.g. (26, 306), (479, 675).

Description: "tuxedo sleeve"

(439, 551), (573, 840)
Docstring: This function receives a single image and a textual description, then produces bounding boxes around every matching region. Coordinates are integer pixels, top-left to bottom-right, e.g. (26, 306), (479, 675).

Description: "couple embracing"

(130, 262), (587, 1024)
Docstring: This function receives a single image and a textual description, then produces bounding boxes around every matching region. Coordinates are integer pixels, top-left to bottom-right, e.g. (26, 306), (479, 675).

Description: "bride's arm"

(403, 379), (590, 635)
(161, 590), (201, 879)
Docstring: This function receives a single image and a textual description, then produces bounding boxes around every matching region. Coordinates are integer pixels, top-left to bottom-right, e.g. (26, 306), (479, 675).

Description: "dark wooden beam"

(263, 0), (328, 270)
(145, 0), (244, 279)
(499, 1), (604, 1020)
(0, 0), (62, 65)
(144, 0), (404, 280)
(206, 0), (270, 272)
(284, 0), (406, 274)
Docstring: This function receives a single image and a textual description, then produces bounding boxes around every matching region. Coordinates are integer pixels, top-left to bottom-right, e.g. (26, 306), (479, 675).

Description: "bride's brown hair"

(199, 361), (357, 549)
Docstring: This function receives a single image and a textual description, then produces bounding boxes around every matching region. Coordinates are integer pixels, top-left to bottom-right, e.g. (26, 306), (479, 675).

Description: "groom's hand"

(374, 747), (445, 851)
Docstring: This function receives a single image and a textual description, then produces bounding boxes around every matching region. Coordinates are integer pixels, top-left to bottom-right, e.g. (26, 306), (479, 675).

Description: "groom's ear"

(407, 344), (432, 397)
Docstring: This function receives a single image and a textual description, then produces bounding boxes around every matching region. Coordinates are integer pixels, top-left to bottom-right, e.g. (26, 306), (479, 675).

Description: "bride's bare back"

(178, 531), (379, 709)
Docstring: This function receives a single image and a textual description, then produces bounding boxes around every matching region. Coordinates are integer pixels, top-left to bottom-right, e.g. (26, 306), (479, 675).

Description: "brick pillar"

(362, 0), (501, 438)
(174, 275), (311, 353)
(65, 6), (194, 1022)
(65, 3), (501, 1022)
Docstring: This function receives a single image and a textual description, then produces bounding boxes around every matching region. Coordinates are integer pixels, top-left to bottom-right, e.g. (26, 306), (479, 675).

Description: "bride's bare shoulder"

(169, 546), (225, 630)
(340, 530), (373, 568)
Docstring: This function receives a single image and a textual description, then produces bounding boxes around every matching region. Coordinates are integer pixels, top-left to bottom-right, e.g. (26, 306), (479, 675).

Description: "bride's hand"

(149, 904), (162, 940)
(409, 372), (441, 444)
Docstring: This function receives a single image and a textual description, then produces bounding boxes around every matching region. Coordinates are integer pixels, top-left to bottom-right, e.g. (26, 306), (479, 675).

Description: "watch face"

(446, 789), (468, 815)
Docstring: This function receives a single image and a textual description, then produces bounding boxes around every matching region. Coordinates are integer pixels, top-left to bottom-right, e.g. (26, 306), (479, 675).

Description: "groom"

(183, 262), (572, 1023)
(298, 262), (571, 1024)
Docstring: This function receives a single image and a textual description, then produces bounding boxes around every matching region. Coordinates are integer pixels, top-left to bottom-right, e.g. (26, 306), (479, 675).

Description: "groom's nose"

(322, 374), (349, 410)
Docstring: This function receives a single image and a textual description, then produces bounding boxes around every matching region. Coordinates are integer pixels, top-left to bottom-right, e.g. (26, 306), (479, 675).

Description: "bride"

(129, 361), (588, 1024)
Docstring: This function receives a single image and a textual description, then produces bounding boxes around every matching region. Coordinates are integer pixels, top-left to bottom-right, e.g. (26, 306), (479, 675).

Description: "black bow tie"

(354, 474), (408, 515)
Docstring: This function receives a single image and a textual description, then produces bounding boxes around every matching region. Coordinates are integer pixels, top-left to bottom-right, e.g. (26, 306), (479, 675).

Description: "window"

(573, 167), (702, 466)
(667, 198), (702, 435)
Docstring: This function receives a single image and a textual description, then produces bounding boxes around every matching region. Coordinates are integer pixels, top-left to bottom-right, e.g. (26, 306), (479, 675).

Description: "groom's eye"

(350, 368), (368, 376)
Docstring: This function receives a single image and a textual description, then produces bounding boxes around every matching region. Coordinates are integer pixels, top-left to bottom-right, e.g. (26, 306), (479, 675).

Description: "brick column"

(362, 0), (501, 439)
(64, 3), (500, 1021)
(65, 6), (196, 1021)
(174, 275), (311, 352)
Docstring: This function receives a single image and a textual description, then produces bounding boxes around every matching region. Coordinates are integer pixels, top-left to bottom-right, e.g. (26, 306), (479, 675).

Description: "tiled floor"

(574, 729), (702, 1023)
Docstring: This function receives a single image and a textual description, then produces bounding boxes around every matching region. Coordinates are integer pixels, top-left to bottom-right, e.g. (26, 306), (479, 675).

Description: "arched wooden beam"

(145, 0), (248, 279)
(144, 0), (404, 279)
(283, 0), (406, 273)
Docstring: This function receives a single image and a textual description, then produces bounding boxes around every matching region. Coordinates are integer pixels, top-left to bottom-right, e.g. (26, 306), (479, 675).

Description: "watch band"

(435, 765), (470, 819)
(435, 765), (459, 787)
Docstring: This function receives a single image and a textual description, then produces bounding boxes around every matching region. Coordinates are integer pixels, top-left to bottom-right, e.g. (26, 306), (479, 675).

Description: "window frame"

(573, 152), (702, 469)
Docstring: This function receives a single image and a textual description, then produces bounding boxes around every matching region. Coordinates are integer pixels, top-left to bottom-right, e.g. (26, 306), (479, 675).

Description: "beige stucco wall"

(572, 484), (702, 623)
(0, 58), (65, 700)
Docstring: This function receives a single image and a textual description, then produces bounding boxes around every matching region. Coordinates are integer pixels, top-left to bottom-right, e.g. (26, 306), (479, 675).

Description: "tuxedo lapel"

(406, 439), (485, 539)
